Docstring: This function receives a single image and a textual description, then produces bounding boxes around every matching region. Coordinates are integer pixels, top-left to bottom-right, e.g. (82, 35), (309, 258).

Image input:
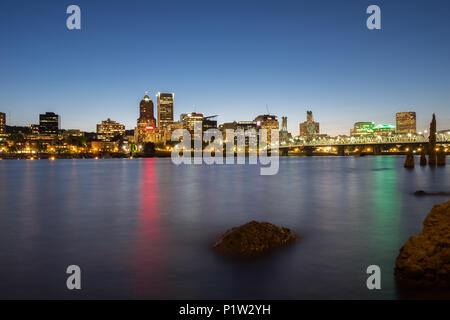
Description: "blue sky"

(1, 0), (450, 135)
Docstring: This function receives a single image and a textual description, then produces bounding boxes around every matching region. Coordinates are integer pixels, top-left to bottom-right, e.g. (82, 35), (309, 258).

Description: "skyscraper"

(299, 111), (319, 140)
(135, 92), (164, 143)
(0, 112), (5, 134)
(39, 112), (60, 135)
(157, 92), (174, 129)
(396, 111), (416, 134)
(138, 92), (156, 126)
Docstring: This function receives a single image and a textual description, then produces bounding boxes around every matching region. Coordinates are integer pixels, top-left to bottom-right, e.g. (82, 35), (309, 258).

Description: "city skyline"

(1, 0), (450, 135)
(0, 93), (448, 137)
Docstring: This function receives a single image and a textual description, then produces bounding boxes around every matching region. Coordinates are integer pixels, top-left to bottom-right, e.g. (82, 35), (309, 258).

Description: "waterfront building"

(96, 119), (125, 141)
(219, 121), (259, 134)
(0, 112), (5, 134)
(299, 111), (319, 140)
(219, 121), (259, 146)
(396, 111), (416, 134)
(254, 114), (279, 130)
(350, 122), (375, 136)
(157, 92), (174, 129)
(254, 114), (279, 144)
(237, 121), (258, 131)
(29, 124), (40, 135)
(181, 112), (204, 133)
(373, 124), (396, 136)
(202, 115), (218, 131)
(219, 121), (238, 132)
(91, 140), (119, 153)
(63, 129), (84, 137)
(168, 121), (184, 132)
(39, 112), (60, 135)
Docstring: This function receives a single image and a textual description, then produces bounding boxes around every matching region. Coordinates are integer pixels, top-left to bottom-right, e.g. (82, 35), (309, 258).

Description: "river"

(0, 156), (449, 299)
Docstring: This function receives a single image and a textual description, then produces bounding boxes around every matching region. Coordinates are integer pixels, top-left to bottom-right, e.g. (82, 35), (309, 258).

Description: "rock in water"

(214, 221), (296, 255)
(395, 201), (450, 287)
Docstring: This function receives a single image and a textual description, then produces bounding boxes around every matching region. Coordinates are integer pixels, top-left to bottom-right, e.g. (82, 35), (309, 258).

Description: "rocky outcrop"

(414, 190), (450, 197)
(214, 221), (296, 255)
(395, 201), (450, 287)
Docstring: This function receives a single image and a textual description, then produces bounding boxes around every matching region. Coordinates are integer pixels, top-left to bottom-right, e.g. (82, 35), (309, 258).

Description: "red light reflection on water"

(129, 159), (167, 298)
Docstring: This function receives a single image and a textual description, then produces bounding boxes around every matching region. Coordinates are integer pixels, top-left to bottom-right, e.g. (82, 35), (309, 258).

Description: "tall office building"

(0, 112), (5, 134)
(138, 92), (156, 126)
(157, 92), (174, 129)
(299, 111), (319, 140)
(396, 111), (416, 134)
(97, 118), (125, 141)
(281, 117), (288, 132)
(279, 116), (292, 144)
(135, 92), (167, 143)
(39, 112), (60, 135)
(254, 114), (279, 144)
(181, 112), (204, 133)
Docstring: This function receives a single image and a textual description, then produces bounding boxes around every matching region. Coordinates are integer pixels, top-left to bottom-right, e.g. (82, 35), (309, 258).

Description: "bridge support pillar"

(304, 146), (314, 157)
(373, 145), (381, 155)
(337, 146), (345, 156)
(280, 148), (288, 156)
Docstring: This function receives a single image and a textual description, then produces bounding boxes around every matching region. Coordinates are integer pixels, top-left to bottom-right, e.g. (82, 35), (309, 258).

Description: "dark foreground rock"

(395, 201), (450, 287)
(414, 190), (450, 196)
(214, 221), (296, 255)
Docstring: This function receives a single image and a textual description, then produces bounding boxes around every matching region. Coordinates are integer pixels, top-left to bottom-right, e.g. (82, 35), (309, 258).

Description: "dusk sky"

(1, 0), (450, 135)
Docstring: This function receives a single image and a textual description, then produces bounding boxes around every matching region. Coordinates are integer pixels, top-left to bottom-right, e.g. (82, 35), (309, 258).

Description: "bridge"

(278, 133), (450, 156)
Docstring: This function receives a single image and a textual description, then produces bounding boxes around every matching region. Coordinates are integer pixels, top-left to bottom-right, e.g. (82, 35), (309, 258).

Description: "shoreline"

(1, 152), (448, 160)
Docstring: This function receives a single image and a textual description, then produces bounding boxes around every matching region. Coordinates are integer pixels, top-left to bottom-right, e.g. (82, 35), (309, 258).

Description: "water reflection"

(129, 159), (166, 298)
(0, 157), (449, 299)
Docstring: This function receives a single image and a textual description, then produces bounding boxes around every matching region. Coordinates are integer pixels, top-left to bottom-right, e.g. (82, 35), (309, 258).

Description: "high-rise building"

(0, 112), (5, 134)
(299, 111), (319, 140)
(157, 92), (174, 129)
(280, 116), (292, 144)
(181, 112), (204, 133)
(139, 92), (156, 126)
(281, 117), (288, 132)
(254, 114), (279, 144)
(135, 92), (158, 143)
(254, 115), (279, 130)
(39, 112), (60, 135)
(396, 111), (416, 134)
(97, 118), (125, 141)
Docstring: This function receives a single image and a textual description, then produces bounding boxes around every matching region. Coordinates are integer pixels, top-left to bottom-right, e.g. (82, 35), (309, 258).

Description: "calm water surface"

(0, 156), (449, 299)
